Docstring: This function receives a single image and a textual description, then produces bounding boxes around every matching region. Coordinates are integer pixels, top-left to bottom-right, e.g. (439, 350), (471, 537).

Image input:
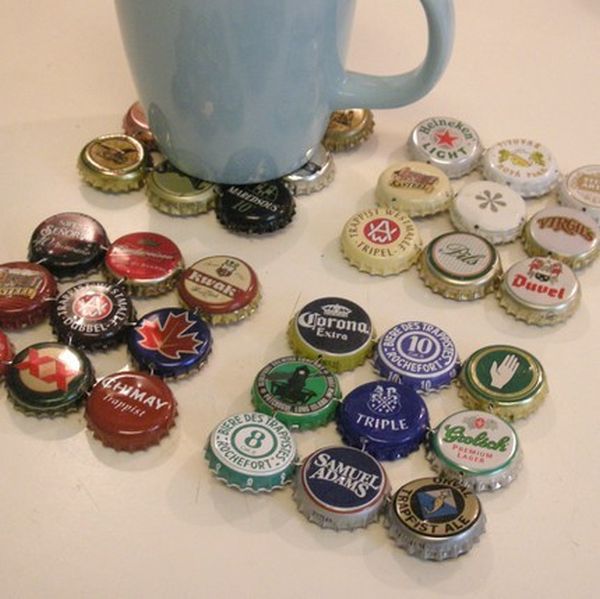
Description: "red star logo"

(435, 129), (459, 148)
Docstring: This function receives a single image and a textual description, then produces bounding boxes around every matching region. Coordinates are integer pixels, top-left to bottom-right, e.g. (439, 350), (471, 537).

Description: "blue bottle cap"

(373, 321), (460, 394)
(337, 381), (429, 461)
(127, 307), (212, 379)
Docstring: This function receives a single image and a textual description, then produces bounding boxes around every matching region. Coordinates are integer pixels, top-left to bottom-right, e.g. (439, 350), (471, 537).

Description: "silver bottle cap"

(558, 165), (600, 225)
(283, 144), (335, 195)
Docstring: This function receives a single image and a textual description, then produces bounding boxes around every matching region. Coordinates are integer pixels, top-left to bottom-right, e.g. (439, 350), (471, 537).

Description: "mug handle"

(334, 0), (454, 109)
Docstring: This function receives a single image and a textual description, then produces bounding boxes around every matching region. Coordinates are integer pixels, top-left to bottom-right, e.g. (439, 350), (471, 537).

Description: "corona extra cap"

(127, 308), (212, 379)
(375, 161), (453, 217)
(283, 145), (335, 196)
(287, 297), (376, 373)
(496, 257), (581, 326)
(449, 181), (526, 244)
(322, 109), (375, 152)
(251, 356), (341, 430)
(340, 207), (422, 276)
(0, 261), (57, 329)
(0, 330), (14, 378)
(5, 342), (94, 417)
(384, 477), (485, 561)
(77, 133), (147, 192)
(456, 345), (548, 420)
(417, 232), (503, 301)
(85, 371), (176, 452)
(482, 139), (560, 198)
(336, 381), (429, 461)
(205, 412), (297, 493)
(176, 255), (260, 325)
(122, 102), (156, 149)
(373, 321), (460, 394)
(407, 116), (483, 178)
(558, 165), (600, 224)
(426, 410), (522, 492)
(293, 446), (389, 531)
(522, 206), (600, 269)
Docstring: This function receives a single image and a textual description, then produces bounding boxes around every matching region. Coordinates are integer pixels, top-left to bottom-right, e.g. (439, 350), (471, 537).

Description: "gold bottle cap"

(418, 231), (503, 300)
(340, 207), (421, 275)
(497, 257), (581, 326)
(456, 345), (548, 421)
(322, 109), (375, 152)
(145, 163), (217, 216)
(522, 206), (600, 269)
(77, 133), (147, 192)
(375, 161), (453, 217)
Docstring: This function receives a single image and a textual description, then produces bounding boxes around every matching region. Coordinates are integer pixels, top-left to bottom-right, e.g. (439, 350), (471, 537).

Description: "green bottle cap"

(205, 412), (298, 493)
(251, 356), (341, 430)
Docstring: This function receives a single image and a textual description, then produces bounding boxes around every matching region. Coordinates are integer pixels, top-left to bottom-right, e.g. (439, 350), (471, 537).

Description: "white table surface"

(1, 1), (599, 597)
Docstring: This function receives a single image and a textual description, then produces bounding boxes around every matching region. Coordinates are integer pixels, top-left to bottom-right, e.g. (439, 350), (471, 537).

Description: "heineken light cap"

(127, 308), (212, 379)
(283, 144), (335, 196)
(5, 342), (95, 417)
(337, 381), (429, 461)
(205, 412), (297, 493)
(373, 321), (460, 394)
(375, 161), (453, 217)
(417, 232), (503, 301)
(85, 371), (176, 452)
(340, 207), (422, 276)
(481, 138), (560, 198)
(252, 356), (341, 430)
(456, 345), (548, 421)
(287, 296), (376, 373)
(558, 165), (600, 224)
(385, 477), (486, 561)
(293, 446), (389, 531)
(426, 410), (522, 492)
(407, 116), (484, 178)
(322, 109), (375, 152)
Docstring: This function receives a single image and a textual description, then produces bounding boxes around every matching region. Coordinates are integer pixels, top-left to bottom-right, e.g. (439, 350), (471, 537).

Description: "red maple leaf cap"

(137, 312), (204, 360)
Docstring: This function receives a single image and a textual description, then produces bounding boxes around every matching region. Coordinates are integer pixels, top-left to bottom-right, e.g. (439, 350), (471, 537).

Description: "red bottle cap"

(0, 262), (58, 329)
(104, 232), (184, 297)
(122, 101), (156, 148)
(85, 371), (177, 452)
(0, 330), (14, 378)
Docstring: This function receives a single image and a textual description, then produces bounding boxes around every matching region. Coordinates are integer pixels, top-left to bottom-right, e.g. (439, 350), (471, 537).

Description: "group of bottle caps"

(2, 104), (599, 561)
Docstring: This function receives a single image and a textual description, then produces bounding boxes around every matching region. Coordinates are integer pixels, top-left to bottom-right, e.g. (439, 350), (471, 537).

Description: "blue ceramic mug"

(115, 0), (454, 183)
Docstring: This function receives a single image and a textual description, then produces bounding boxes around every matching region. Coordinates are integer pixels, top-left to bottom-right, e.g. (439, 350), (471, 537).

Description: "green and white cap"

(205, 412), (298, 493)
(251, 356), (341, 430)
(426, 410), (522, 492)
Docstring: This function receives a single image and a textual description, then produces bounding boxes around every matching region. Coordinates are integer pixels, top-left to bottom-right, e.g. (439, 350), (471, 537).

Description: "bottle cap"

(558, 165), (600, 224)
(497, 257), (581, 325)
(176, 255), (260, 325)
(336, 381), (429, 461)
(293, 446), (390, 531)
(0, 262), (57, 329)
(481, 139), (560, 198)
(50, 281), (134, 351)
(127, 308), (212, 379)
(287, 297), (376, 373)
(373, 321), (460, 394)
(215, 181), (295, 234)
(104, 232), (184, 297)
(340, 207), (422, 276)
(251, 356), (341, 430)
(28, 212), (109, 280)
(283, 144), (335, 195)
(407, 116), (484, 178)
(122, 102), (156, 148)
(375, 161), (453, 217)
(5, 342), (94, 417)
(522, 206), (600, 269)
(417, 232), (503, 300)
(456, 345), (548, 420)
(384, 477), (485, 561)
(85, 371), (176, 452)
(205, 412), (298, 493)
(145, 162), (217, 216)
(77, 133), (147, 192)
(322, 109), (375, 152)
(449, 181), (526, 244)
(426, 410), (522, 492)
(0, 330), (15, 378)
